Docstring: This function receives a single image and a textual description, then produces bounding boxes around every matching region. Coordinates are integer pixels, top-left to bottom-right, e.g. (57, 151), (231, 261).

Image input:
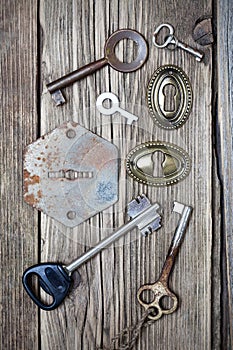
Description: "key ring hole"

(114, 38), (138, 64)
(102, 98), (113, 109)
(147, 306), (160, 318)
(139, 289), (155, 304)
(166, 34), (178, 50)
(159, 295), (175, 310)
(105, 29), (148, 72)
(27, 273), (54, 306)
(154, 28), (171, 46)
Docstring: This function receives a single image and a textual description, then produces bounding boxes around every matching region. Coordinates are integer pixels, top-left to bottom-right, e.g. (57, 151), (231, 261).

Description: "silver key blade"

(127, 194), (161, 236)
(171, 201), (193, 249)
(127, 194), (152, 218)
(65, 195), (162, 274)
(139, 215), (161, 236)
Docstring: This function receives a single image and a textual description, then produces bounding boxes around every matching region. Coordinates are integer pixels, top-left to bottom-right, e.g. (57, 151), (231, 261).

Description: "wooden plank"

(217, 0), (233, 347)
(40, 0), (217, 349)
(0, 1), (39, 349)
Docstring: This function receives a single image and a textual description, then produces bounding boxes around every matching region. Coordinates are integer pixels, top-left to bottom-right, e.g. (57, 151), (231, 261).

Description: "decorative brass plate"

(126, 141), (191, 186)
(147, 65), (193, 129)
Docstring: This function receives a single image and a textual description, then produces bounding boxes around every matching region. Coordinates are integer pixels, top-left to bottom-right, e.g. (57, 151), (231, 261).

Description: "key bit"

(127, 194), (153, 218)
(46, 29), (148, 105)
(173, 201), (187, 215)
(22, 194), (162, 311)
(127, 194), (161, 236)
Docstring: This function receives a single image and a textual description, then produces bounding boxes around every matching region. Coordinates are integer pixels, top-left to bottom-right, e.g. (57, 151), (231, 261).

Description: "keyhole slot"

(152, 151), (165, 177)
(163, 84), (177, 112)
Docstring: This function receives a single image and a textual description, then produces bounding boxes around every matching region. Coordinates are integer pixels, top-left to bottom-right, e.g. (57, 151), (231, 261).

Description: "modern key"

(22, 194), (161, 311)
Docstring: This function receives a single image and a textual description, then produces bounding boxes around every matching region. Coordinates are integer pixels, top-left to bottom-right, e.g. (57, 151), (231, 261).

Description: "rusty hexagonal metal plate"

(23, 121), (118, 227)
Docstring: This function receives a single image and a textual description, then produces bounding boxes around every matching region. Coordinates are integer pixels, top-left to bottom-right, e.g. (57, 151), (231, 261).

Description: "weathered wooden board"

(0, 0), (39, 349)
(39, 1), (218, 349)
(217, 0), (233, 347)
(1, 0), (226, 349)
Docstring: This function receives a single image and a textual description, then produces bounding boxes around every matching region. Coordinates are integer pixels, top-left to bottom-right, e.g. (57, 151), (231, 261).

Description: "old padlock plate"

(23, 121), (118, 227)
(126, 141), (191, 186)
(147, 65), (193, 129)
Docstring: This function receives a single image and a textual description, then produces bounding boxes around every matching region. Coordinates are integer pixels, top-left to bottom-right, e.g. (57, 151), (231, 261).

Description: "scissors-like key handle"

(137, 281), (178, 320)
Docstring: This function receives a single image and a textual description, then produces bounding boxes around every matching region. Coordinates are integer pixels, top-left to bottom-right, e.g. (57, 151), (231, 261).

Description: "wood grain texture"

(217, 0), (233, 347)
(0, 1), (39, 349)
(39, 1), (218, 349)
(1, 1), (229, 349)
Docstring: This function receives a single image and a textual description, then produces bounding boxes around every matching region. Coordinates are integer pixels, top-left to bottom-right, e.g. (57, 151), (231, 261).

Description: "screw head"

(67, 211), (76, 220)
(66, 129), (76, 139)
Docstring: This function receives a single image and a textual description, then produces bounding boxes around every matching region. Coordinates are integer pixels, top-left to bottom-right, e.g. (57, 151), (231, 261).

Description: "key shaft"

(170, 37), (203, 62)
(47, 57), (108, 94)
(159, 203), (192, 283)
(116, 107), (138, 124)
(65, 202), (160, 274)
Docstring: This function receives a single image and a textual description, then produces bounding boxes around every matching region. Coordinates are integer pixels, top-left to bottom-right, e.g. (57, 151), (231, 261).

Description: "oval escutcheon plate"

(126, 141), (191, 186)
(147, 65), (193, 129)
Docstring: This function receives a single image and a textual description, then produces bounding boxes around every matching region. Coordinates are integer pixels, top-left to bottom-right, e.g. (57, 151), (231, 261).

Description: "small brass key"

(137, 201), (192, 320)
(46, 29), (148, 105)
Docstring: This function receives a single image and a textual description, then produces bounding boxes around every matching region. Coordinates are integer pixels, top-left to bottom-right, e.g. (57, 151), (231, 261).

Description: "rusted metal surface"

(23, 121), (118, 227)
(46, 29), (148, 105)
(137, 202), (192, 320)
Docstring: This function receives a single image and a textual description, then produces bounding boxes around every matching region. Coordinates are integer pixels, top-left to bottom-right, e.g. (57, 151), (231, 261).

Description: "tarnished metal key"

(96, 92), (138, 124)
(22, 194), (162, 311)
(153, 23), (204, 61)
(46, 29), (148, 105)
(137, 201), (192, 320)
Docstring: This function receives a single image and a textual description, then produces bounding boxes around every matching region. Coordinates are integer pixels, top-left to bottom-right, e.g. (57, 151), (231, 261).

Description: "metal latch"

(23, 121), (119, 227)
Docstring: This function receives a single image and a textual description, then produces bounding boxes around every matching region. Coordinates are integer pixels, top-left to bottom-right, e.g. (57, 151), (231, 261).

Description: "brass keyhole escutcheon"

(152, 151), (165, 177)
(147, 65), (193, 129)
(126, 141), (191, 187)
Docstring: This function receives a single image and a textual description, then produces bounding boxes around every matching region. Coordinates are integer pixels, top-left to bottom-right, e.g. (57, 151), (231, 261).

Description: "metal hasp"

(137, 201), (193, 320)
(126, 141), (191, 186)
(23, 121), (118, 227)
(147, 65), (193, 129)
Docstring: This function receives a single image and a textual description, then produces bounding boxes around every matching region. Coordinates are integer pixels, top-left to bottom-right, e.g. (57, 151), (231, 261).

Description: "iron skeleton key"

(46, 29), (148, 105)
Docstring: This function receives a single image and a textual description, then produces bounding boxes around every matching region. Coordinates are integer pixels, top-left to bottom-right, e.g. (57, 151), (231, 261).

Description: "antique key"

(137, 201), (192, 320)
(153, 23), (204, 61)
(96, 92), (138, 124)
(46, 29), (148, 105)
(22, 195), (162, 311)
